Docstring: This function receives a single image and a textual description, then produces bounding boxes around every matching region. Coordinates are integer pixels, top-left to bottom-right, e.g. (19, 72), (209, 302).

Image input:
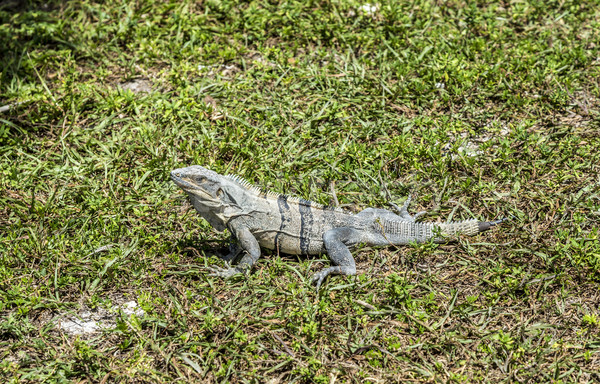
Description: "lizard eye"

(197, 176), (206, 183)
(216, 189), (224, 197)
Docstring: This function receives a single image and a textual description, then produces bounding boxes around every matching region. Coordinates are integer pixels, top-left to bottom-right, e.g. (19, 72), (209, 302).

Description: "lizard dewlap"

(171, 166), (505, 289)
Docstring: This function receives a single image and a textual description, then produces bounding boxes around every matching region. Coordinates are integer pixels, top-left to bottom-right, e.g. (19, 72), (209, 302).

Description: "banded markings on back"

(298, 199), (315, 255)
(274, 194), (291, 251)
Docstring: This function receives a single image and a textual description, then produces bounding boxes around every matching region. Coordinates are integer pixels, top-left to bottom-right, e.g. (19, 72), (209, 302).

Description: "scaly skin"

(171, 166), (506, 289)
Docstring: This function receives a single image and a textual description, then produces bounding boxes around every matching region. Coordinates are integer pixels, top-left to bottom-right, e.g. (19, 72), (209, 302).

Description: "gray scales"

(171, 166), (506, 289)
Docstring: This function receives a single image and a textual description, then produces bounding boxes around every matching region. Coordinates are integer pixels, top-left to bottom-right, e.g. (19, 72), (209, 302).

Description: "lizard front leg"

(312, 227), (360, 290)
(208, 222), (261, 278)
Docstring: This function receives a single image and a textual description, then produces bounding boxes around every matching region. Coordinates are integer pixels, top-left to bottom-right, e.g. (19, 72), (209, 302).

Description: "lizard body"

(171, 166), (505, 288)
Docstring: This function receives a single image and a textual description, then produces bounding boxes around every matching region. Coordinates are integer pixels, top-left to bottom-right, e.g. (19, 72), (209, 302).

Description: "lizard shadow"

(173, 237), (327, 276)
(174, 237), (229, 260)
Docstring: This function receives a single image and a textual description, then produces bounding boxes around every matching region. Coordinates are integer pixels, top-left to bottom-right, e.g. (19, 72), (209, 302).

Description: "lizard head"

(171, 166), (244, 230)
(171, 165), (231, 207)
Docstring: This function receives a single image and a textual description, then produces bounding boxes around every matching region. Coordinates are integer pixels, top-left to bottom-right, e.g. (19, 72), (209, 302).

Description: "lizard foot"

(311, 270), (331, 291)
(390, 195), (426, 221)
(206, 264), (244, 278)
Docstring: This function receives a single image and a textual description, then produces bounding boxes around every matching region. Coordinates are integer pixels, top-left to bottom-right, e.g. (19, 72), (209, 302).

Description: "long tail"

(381, 217), (508, 244)
(437, 217), (509, 237)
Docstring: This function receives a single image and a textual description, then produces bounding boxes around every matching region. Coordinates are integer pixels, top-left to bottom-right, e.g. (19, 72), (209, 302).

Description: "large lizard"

(171, 166), (506, 289)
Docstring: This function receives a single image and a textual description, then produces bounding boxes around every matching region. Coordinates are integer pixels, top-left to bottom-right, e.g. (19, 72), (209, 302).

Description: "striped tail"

(438, 219), (481, 236)
(440, 217), (508, 237)
(380, 217), (507, 244)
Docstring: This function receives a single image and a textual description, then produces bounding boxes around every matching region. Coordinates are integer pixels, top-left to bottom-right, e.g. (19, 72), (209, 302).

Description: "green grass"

(1, 0), (600, 382)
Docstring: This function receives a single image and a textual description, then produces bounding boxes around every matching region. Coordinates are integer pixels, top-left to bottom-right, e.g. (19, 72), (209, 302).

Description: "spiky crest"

(224, 173), (343, 211)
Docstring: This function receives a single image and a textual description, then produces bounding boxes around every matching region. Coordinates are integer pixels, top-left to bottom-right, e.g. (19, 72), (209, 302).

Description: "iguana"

(171, 166), (506, 289)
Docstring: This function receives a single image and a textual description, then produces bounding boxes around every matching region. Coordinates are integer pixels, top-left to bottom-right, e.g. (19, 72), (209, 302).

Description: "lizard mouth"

(170, 171), (217, 203)
(170, 172), (201, 191)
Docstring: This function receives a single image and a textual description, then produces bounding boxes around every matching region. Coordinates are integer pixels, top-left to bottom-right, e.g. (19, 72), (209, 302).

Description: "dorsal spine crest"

(224, 174), (327, 209)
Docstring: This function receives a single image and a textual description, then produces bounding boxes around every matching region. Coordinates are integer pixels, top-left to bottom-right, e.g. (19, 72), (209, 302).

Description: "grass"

(1, 0), (599, 382)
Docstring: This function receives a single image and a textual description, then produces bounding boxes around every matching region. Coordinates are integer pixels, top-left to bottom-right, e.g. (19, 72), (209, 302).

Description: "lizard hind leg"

(312, 227), (361, 290)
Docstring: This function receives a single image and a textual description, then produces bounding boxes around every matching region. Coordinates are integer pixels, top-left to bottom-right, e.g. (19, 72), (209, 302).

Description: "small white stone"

(57, 318), (106, 335)
(119, 301), (146, 317)
(358, 3), (380, 17)
(456, 141), (483, 157)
